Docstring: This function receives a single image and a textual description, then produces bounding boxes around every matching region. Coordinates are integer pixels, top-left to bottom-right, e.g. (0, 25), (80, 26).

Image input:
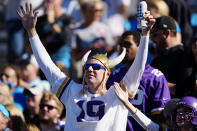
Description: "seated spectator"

(150, 16), (196, 98)
(38, 91), (64, 131)
(0, 104), (11, 131)
(23, 84), (45, 126)
(1, 65), (26, 111)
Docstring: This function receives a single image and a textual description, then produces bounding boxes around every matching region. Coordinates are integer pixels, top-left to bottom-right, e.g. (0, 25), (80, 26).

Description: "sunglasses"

(176, 111), (192, 123)
(84, 64), (106, 71)
(39, 104), (57, 110)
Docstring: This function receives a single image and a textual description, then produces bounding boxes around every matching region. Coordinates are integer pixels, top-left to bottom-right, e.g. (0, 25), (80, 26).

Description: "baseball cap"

(24, 84), (45, 96)
(151, 16), (177, 33)
(18, 53), (39, 68)
(0, 104), (9, 117)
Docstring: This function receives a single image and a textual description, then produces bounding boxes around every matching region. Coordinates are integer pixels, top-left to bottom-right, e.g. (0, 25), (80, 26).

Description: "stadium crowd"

(0, 0), (197, 131)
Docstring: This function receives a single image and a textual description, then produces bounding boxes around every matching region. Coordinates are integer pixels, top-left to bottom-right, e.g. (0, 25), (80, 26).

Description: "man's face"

(39, 100), (60, 123)
(1, 67), (18, 88)
(151, 29), (166, 53)
(26, 94), (42, 115)
(0, 112), (7, 131)
(83, 2), (103, 23)
(121, 35), (138, 64)
(21, 64), (38, 81)
(84, 59), (107, 90)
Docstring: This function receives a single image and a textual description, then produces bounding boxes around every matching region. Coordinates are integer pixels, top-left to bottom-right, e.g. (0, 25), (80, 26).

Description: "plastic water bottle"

(137, 1), (147, 29)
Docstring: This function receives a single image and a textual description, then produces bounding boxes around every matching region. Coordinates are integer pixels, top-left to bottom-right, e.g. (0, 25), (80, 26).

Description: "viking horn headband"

(82, 48), (126, 71)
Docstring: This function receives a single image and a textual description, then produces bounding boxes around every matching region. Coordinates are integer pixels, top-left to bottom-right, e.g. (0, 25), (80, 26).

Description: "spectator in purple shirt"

(107, 30), (171, 131)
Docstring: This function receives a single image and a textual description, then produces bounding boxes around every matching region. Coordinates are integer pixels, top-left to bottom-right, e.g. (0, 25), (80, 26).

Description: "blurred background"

(0, 0), (196, 71)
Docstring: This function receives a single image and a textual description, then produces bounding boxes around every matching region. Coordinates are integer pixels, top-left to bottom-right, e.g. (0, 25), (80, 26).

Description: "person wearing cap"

(23, 84), (45, 126)
(106, 30), (171, 131)
(19, 54), (51, 91)
(150, 16), (196, 98)
(0, 104), (11, 131)
(17, 3), (155, 131)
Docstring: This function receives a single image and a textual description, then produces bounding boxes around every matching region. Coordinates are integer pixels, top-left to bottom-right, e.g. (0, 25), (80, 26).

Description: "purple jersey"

(107, 64), (171, 131)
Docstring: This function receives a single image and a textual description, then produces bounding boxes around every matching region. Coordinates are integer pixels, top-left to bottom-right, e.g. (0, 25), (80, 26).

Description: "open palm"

(114, 82), (129, 103)
(16, 3), (38, 32)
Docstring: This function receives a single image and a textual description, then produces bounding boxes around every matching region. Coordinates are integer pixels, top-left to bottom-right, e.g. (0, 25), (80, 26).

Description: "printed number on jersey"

(77, 100), (105, 122)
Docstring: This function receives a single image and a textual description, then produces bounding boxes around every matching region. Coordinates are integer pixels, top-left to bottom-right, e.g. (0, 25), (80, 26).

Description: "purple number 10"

(77, 100), (105, 122)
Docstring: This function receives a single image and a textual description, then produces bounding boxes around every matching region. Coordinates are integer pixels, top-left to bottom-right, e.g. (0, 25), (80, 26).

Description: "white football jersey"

(29, 35), (149, 131)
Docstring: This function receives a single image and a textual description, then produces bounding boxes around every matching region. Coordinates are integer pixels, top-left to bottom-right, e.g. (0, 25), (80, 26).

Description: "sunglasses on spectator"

(39, 104), (57, 110)
(84, 64), (106, 71)
(176, 111), (192, 123)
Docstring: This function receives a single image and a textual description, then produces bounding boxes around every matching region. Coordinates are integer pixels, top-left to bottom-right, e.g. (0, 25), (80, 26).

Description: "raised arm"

(122, 11), (155, 96)
(17, 3), (66, 88)
(114, 82), (159, 131)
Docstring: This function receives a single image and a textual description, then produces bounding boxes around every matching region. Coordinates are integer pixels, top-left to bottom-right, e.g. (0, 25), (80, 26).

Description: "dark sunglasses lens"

(40, 104), (44, 109)
(40, 104), (54, 110)
(47, 105), (54, 110)
(84, 64), (90, 70)
(84, 64), (105, 70)
(92, 65), (101, 70)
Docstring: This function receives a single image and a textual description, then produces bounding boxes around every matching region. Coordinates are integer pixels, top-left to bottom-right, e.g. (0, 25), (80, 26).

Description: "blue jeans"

(6, 19), (24, 64)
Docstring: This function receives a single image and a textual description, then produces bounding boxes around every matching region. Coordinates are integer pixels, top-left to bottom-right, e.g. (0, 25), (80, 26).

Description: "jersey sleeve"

(121, 36), (149, 97)
(29, 35), (70, 96)
(131, 109), (160, 131)
(150, 70), (171, 114)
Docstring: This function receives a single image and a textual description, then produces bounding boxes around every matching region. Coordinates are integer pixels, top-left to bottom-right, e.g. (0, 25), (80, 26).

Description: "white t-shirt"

(29, 35), (149, 131)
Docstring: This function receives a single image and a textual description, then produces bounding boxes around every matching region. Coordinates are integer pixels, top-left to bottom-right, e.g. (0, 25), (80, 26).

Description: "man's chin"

(40, 117), (53, 124)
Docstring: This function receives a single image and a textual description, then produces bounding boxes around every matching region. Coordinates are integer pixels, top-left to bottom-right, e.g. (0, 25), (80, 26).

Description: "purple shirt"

(107, 64), (171, 131)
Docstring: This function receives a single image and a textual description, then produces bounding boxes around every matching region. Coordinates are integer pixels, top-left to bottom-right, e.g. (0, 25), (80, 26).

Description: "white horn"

(82, 50), (91, 65)
(109, 47), (126, 68)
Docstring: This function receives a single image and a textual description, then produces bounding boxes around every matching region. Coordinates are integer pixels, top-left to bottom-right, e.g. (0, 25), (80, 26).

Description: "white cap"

(24, 84), (45, 96)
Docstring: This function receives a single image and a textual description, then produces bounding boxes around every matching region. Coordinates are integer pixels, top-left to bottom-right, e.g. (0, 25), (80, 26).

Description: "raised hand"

(114, 82), (129, 104)
(114, 82), (137, 114)
(16, 2), (38, 37)
(142, 11), (155, 36)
